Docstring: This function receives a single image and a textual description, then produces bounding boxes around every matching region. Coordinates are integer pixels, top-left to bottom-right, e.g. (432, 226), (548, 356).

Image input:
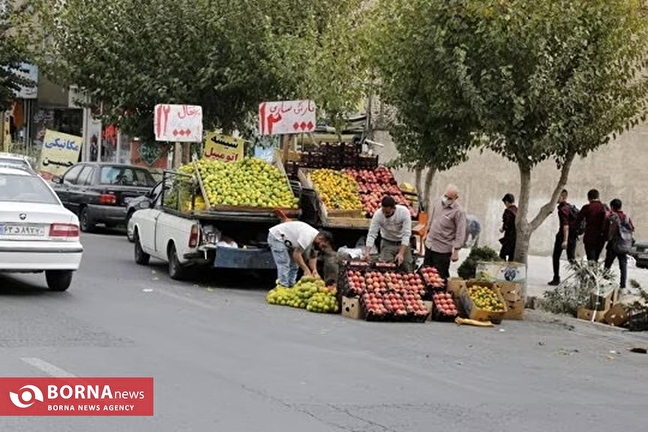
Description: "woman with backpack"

(604, 199), (635, 292)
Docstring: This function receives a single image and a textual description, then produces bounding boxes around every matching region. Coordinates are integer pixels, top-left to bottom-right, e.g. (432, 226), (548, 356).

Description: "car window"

(99, 167), (156, 187)
(0, 174), (60, 205)
(76, 166), (95, 186)
(63, 165), (84, 184)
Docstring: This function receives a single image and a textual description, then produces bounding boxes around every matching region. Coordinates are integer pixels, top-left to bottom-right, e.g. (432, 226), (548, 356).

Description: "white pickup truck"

(130, 171), (298, 280)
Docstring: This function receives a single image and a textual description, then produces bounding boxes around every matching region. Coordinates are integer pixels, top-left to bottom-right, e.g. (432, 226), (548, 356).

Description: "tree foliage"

(0, 1), (32, 111)
(372, 0), (648, 262)
(18, 0), (369, 140)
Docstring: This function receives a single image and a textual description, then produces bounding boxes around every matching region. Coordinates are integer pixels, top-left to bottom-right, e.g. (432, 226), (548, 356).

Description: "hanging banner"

(203, 132), (245, 162)
(39, 130), (82, 180)
(153, 104), (203, 142)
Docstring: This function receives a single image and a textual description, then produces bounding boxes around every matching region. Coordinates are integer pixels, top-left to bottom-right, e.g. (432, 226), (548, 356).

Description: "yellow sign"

(203, 132), (245, 163)
(39, 129), (83, 180)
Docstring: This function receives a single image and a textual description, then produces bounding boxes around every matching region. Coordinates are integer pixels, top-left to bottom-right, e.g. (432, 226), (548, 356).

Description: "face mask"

(442, 197), (453, 207)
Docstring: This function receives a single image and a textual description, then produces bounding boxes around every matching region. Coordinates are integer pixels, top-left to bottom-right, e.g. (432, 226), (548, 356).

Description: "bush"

(457, 246), (500, 280)
(540, 260), (615, 316)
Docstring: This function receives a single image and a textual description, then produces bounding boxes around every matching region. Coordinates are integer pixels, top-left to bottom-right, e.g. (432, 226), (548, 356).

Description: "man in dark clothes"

(548, 190), (577, 286)
(575, 189), (608, 262)
(499, 193), (517, 261)
(604, 199), (635, 291)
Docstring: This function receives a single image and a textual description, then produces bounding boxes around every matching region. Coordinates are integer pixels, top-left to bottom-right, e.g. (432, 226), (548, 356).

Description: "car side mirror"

(52, 176), (63, 184)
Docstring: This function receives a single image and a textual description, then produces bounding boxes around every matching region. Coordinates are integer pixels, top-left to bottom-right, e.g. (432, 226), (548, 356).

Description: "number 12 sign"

(258, 100), (316, 136)
(154, 104), (203, 142)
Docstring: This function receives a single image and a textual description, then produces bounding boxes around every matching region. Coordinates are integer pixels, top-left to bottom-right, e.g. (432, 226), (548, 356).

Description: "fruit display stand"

(459, 280), (508, 325)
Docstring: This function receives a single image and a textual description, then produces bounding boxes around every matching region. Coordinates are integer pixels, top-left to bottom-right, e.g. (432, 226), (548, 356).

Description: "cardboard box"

(604, 304), (629, 327)
(476, 261), (527, 284)
(447, 278), (466, 298)
(589, 286), (619, 311)
(496, 281), (525, 320)
(342, 296), (364, 320)
(460, 281), (508, 324)
(423, 300), (433, 322)
(577, 307), (607, 323)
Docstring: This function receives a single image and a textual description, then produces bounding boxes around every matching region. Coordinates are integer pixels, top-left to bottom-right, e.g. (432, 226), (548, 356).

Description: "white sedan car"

(0, 166), (83, 291)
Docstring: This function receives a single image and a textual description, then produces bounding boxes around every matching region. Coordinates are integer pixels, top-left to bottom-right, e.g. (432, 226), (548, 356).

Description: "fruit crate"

(431, 292), (459, 322)
(418, 266), (446, 291)
(459, 281), (508, 324)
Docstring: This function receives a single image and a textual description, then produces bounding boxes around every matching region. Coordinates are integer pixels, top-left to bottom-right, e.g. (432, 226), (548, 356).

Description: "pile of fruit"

(419, 267), (445, 289)
(310, 169), (363, 211)
(342, 167), (416, 217)
(468, 285), (505, 312)
(344, 266), (429, 321)
(175, 158), (298, 209)
(266, 277), (339, 314)
(432, 292), (458, 317)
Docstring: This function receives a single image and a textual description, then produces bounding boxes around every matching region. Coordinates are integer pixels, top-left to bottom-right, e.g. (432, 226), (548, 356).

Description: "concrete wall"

(372, 124), (648, 256)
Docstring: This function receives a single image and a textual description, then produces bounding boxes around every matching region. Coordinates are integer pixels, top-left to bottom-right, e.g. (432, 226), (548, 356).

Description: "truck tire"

(168, 243), (186, 280)
(134, 230), (150, 265)
(46, 270), (73, 292)
(80, 207), (96, 233)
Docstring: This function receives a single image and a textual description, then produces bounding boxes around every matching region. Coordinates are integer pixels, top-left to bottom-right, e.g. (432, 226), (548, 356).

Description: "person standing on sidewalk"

(267, 221), (333, 288)
(604, 199), (635, 291)
(548, 190), (577, 286)
(575, 189), (608, 262)
(499, 193), (518, 261)
(424, 184), (467, 282)
(364, 196), (413, 271)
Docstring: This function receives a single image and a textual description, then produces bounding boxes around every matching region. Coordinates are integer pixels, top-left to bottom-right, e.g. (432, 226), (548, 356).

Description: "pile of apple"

(342, 167), (417, 217)
(419, 266), (445, 289)
(361, 291), (390, 317)
(346, 269), (367, 296)
(432, 292), (458, 317)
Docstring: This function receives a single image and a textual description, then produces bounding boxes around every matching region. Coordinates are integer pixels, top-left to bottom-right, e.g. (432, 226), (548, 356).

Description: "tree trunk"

(415, 168), (423, 201)
(422, 167), (437, 212)
(513, 153), (576, 264)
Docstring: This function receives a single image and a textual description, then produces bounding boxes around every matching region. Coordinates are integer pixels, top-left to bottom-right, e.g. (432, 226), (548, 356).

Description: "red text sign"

(0, 378), (154, 416)
(258, 100), (316, 136)
(154, 104), (203, 142)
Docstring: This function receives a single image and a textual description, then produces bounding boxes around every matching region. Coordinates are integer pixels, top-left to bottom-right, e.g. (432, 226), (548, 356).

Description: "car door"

(138, 194), (164, 257)
(69, 165), (95, 214)
(54, 165), (83, 208)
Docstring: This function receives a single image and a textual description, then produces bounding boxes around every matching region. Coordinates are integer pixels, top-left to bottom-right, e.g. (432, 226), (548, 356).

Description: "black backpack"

(569, 204), (585, 236)
(609, 213), (634, 254)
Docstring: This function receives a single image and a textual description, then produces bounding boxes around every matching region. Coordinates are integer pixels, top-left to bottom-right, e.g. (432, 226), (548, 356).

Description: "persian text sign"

(258, 100), (316, 136)
(39, 130), (82, 180)
(203, 132), (245, 162)
(0, 377), (154, 416)
(154, 104), (203, 142)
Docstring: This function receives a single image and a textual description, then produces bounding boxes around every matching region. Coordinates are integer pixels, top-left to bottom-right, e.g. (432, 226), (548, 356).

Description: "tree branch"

(528, 152), (576, 233)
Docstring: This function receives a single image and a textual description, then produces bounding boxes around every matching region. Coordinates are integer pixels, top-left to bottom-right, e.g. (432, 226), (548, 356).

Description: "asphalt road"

(1, 231), (647, 431)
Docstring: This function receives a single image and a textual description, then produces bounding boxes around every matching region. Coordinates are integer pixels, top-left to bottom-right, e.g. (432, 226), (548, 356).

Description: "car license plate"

(0, 224), (46, 237)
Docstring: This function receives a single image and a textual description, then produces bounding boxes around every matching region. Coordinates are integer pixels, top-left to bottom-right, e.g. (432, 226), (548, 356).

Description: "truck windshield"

(100, 166), (156, 187)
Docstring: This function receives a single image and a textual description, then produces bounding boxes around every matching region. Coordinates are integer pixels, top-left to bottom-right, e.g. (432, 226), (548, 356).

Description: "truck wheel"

(46, 270), (73, 292)
(168, 243), (185, 280)
(80, 207), (96, 233)
(134, 230), (150, 265)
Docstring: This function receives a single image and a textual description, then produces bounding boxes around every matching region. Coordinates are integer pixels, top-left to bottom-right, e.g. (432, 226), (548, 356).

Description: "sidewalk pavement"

(449, 249), (648, 300)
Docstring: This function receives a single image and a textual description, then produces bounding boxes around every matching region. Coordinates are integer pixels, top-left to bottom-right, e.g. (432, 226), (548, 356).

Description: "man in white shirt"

(364, 196), (413, 271)
(268, 221), (333, 288)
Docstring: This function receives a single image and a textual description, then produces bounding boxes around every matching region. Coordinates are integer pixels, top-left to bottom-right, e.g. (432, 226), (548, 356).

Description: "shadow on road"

(0, 274), (57, 296)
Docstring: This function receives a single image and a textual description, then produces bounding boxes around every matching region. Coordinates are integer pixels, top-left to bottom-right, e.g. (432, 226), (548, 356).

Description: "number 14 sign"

(258, 100), (316, 136)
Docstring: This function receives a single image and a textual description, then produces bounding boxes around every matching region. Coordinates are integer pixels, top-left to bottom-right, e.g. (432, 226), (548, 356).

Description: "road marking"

(21, 357), (76, 377)
(154, 288), (219, 311)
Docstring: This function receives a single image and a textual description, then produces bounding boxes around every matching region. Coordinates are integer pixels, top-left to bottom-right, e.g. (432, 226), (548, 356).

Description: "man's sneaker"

(547, 279), (561, 286)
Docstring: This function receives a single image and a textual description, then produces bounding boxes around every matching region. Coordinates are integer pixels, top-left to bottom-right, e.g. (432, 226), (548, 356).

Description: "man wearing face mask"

(364, 196), (413, 271)
(424, 184), (467, 283)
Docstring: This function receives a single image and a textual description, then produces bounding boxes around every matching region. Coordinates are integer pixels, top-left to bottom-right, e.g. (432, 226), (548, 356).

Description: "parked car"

(126, 181), (164, 242)
(51, 163), (157, 232)
(0, 152), (37, 174)
(0, 166), (83, 291)
(630, 240), (648, 269)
